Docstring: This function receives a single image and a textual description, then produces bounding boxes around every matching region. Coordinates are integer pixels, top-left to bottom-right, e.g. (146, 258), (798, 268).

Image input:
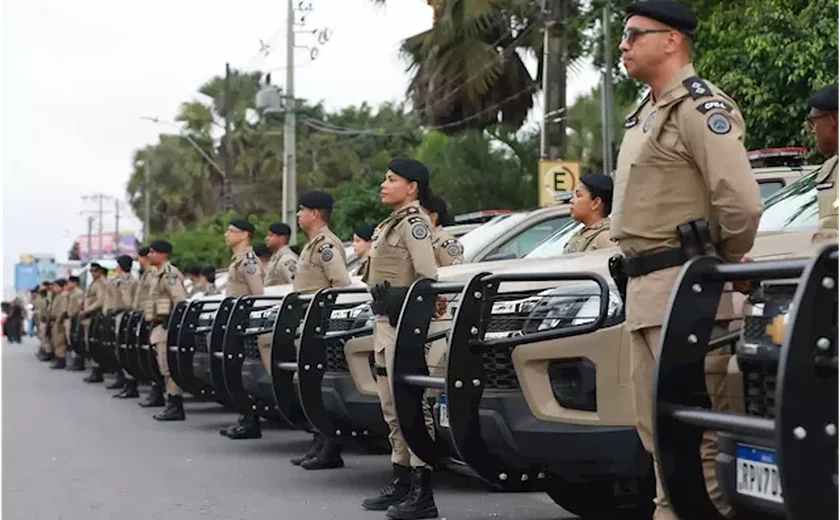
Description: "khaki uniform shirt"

(431, 228), (465, 267)
(226, 247), (265, 298)
(813, 154), (838, 244)
(265, 245), (299, 286)
(295, 227), (351, 294)
(50, 291), (68, 320)
(65, 287), (84, 318)
(144, 263), (187, 321)
(202, 282), (222, 296)
(83, 277), (107, 316)
(132, 268), (157, 312)
(34, 297), (48, 322)
(562, 218), (615, 254)
(610, 64), (763, 331)
(112, 274), (138, 311)
(364, 201), (438, 287)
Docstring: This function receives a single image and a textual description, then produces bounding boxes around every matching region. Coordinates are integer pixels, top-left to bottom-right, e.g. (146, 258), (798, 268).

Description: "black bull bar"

(393, 272), (609, 490)
(654, 244), (838, 520)
(295, 287), (385, 440)
(169, 299), (223, 401)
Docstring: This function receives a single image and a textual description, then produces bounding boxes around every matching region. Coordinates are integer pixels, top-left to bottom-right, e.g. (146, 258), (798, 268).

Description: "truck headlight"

(525, 283), (624, 333)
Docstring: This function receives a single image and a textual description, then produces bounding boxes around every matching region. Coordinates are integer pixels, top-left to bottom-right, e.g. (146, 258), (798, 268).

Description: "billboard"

(14, 264), (42, 291)
(76, 232), (138, 262)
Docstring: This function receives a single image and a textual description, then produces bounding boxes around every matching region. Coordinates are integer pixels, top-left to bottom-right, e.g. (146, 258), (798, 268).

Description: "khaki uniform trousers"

(374, 318), (434, 469)
(151, 324), (181, 396)
(38, 319), (51, 352)
(257, 334), (272, 375)
(630, 326), (733, 520)
(51, 322), (68, 358)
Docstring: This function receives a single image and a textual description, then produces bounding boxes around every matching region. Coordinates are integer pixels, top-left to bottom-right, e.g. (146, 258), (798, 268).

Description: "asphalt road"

(3, 337), (575, 520)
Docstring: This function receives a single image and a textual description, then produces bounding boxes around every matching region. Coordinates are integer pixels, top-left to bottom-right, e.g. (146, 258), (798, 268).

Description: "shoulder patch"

(442, 238), (463, 258)
(696, 99), (734, 114)
(285, 259), (298, 273)
(321, 248), (334, 263)
(401, 206), (420, 216)
(707, 113), (732, 135)
(168, 272), (178, 285)
(683, 77), (712, 99)
(642, 112), (656, 133)
(411, 222), (430, 241)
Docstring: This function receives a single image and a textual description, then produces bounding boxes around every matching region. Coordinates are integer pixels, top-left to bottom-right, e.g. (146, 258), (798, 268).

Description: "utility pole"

(600, 4), (615, 175)
(98, 195), (104, 257)
(223, 62), (234, 213)
(144, 160), (151, 240)
(87, 216), (94, 263)
(284, 0), (298, 243)
(115, 199), (121, 254)
(540, 0), (568, 160)
(81, 193), (113, 258)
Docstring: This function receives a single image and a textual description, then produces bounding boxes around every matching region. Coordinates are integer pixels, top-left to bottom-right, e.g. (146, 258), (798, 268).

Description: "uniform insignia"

(442, 238), (462, 257)
(402, 206), (420, 215)
(318, 243), (334, 263)
(683, 77), (712, 99)
(285, 260), (298, 273)
(168, 273), (178, 285)
(624, 117), (638, 129)
(411, 223), (430, 240)
(696, 100), (733, 114)
(245, 262), (257, 275)
(817, 182), (835, 190)
(707, 113), (732, 135)
(642, 112), (656, 133)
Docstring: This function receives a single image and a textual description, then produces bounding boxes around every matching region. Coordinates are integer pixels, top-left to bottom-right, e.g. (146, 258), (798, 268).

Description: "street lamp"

(139, 116), (226, 178)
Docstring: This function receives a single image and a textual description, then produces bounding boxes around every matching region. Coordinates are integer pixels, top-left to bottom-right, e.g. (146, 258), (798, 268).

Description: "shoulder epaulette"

(682, 76), (713, 100)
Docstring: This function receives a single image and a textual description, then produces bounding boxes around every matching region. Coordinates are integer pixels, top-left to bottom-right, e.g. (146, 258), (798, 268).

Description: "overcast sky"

(2, 0), (599, 298)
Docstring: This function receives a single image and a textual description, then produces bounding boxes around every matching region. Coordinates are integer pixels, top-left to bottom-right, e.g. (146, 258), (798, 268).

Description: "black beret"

(229, 218), (255, 234)
(354, 223), (376, 241)
(68, 276), (80, 283)
(117, 255), (133, 273)
(388, 158), (430, 184)
(580, 174), (614, 205)
(626, 0), (697, 36)
(299, 190), (334, 210)
(201, 266), (216, 279)
(809, 83), (838, 112)
(253, 243), (271, 258)
(55, 279), (67, 287)
(421, 196), (452, 226)
(149, 240), (173, 255)
(187, 266), (202, 276)
(269, 222), (292, 236)
(138, 246), (150, 257)
(89, 262), (103, 272)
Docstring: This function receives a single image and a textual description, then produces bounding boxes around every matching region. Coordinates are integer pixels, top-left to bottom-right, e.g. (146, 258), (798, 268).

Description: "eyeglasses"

(807, 113), (832, 130)
(621, 28), (671, 45)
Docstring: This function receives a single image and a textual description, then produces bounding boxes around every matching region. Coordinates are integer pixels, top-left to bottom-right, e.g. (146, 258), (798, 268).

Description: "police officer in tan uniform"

(611, 3), (763, 518)
(144, 240), (189, 421)
(48, 280), (69, 369)
(264, 222), (299, 286)
(563, 174), (616, 254)
(122, 247), (155, 400)
(185, 267), (202, 297)
(34, 285), (52, 361)
(63, 276), (85, 370)
(105, 255), (138, 391)
(81, 264), (109, 382)
(421, 196), (464, 267)
(288, 191), (353, 469)
(218, 219), (267, 437)
(808, 83), (838, 244)
(362, 159), (439, 519)
(199, 266), (221, 296)
(352, 223), (375, 278)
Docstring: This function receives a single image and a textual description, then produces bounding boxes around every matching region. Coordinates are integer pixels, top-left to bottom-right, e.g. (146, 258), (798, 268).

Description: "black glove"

(370, 281), (391, 316)
(385, 286), (409, 327)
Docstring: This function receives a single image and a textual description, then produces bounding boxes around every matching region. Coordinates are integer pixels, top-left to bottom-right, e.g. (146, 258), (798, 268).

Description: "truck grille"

(243, 336), (260, 360)
(742, 315), (772, 343)
(482, 347), (519, 390)
(744, 366), (777, 419)
(194, 332), (209, 353)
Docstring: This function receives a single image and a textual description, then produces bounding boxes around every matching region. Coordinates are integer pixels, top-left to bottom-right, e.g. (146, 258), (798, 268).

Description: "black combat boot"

(385, 468), (438, 519)
(300, 436), (344, 470)
(40, 351), (55, 362)
(50, 357), (67, 370)
(138, 381), (165, 407)
(36, 348), (48, 361)
(114, 378), (140, 399)
(219, 415), (246, 437)
(83, 365), (104, 383)
(290, 434), (325, 466)
(224, 414), (262, 440)
(153, 394), (185, 421)
(106, 370), (126, 389)
(362, 464), (413, 511)
(68, 356), (85, 371)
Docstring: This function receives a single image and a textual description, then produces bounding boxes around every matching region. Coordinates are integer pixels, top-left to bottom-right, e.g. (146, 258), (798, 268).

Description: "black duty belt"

(375, 366), (387, 377)
(622, 248), (688, 278)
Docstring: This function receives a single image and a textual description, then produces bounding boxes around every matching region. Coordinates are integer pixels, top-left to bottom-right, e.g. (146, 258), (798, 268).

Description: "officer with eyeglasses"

(611, 1), (763, 519)
(807, 83), (838, 244)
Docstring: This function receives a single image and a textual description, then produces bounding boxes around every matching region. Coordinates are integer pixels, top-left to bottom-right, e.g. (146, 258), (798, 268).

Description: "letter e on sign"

(538, 160), (580, 207)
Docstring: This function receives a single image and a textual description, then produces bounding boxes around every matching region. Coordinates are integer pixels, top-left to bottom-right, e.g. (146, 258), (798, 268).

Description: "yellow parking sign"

(539, 160), (580, 207)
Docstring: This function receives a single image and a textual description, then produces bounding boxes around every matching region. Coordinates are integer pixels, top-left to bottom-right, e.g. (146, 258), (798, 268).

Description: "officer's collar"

(586, 217), (610, 230)
(393, 200), (422, 216)
(654, 63), (697, 106)
(231, 246), (254, 260)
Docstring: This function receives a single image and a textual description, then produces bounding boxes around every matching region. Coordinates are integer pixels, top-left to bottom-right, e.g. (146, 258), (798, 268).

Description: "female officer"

(362, 158), (439, 520)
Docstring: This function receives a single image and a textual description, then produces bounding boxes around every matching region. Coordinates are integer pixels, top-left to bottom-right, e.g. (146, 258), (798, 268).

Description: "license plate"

(736, 445), (783, 504)
(438, 395), (449, 429)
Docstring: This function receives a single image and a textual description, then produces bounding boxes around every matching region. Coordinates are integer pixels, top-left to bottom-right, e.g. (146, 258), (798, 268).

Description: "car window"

(460, 213), (527, 261)
(524, 220), (585, 259)
(483, 216), (572, 260)
(758, 171), (818, 232)
(758, 180), (785, 200)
